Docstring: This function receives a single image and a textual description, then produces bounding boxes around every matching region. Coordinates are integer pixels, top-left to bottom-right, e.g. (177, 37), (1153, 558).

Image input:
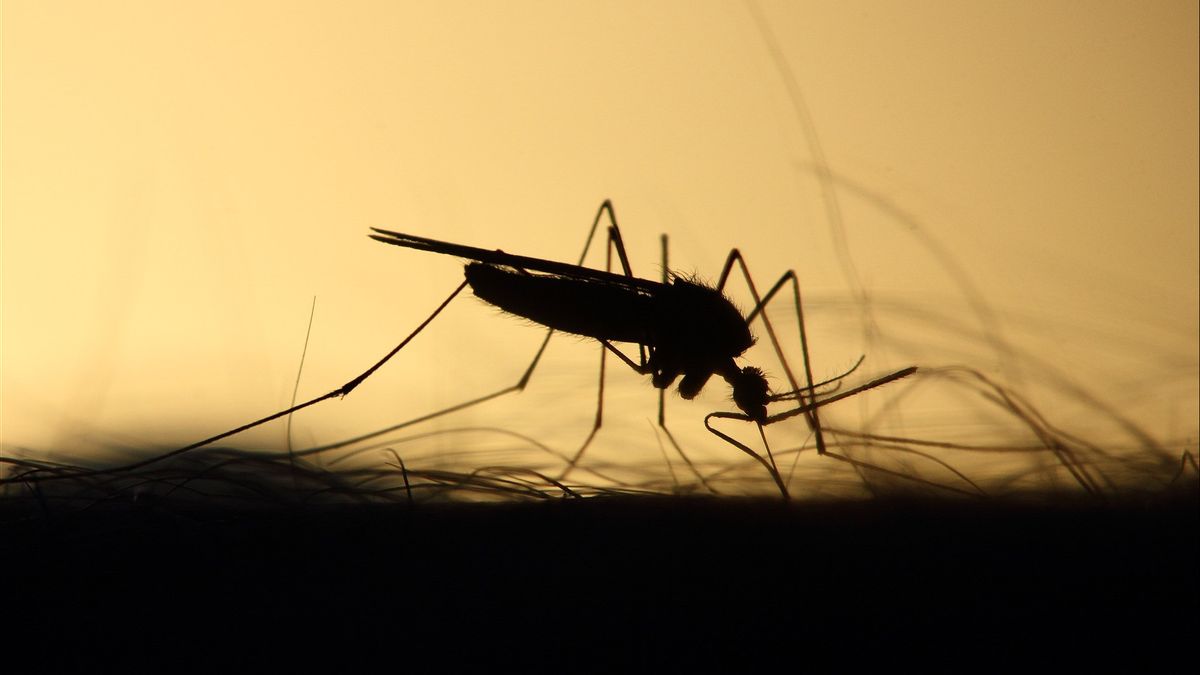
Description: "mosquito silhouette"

(372, 223), (771, 422)
(4, 201), (914, 498)
(364, 201), (914, 496)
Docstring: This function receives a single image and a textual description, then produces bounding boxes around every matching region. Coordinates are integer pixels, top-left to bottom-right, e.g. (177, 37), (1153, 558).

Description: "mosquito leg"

(554, 202), (646, 483)
(705, 413), (790, 499)
(600, 340), (647, 373)
(555, 336), (609, 484)
(716, 250), (825, 455)
(5, 281), (471, 485)
(599, 200), (649, 369)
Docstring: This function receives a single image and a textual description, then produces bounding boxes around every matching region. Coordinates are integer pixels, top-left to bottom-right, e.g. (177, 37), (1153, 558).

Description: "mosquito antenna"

(767, 355), (866, 402)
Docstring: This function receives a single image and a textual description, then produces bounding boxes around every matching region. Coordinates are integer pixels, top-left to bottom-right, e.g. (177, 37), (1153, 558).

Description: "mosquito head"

(726, 365), (769, 424)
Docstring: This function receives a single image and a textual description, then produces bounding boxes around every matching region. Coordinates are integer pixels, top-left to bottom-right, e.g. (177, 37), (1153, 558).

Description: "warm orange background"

(3, 1), (1196, 492)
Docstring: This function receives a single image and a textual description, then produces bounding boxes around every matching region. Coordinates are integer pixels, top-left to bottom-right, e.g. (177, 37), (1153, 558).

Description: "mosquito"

(365, 200), (914, 496)
(4, 201), (914, 498)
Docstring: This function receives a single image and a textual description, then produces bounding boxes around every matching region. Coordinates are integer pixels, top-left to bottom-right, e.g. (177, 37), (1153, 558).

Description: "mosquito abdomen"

(465, 262), (654, 344)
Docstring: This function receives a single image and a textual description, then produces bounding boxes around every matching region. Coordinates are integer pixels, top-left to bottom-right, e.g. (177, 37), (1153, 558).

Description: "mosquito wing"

(369, 228), (663, 294)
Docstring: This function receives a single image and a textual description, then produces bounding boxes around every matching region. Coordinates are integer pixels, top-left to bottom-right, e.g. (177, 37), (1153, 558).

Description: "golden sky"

(3, 1), (1197, 494)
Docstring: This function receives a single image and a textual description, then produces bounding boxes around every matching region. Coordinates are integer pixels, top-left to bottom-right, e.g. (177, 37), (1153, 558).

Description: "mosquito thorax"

(662, 277), (755, 359)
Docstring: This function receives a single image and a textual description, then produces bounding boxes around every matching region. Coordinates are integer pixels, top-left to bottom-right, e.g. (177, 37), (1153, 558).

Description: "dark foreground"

(4, 490), (1196, 670)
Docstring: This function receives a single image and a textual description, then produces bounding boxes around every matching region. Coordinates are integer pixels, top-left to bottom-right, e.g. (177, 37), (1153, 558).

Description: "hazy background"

(4, 1), (1196, 495)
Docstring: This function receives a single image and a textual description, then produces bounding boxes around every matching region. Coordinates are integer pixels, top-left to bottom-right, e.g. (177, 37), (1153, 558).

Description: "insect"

(367, 201), (915, 496)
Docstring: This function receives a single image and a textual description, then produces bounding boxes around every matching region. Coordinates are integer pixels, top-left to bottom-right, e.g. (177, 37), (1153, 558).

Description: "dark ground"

(4, 489), (1196, 671)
